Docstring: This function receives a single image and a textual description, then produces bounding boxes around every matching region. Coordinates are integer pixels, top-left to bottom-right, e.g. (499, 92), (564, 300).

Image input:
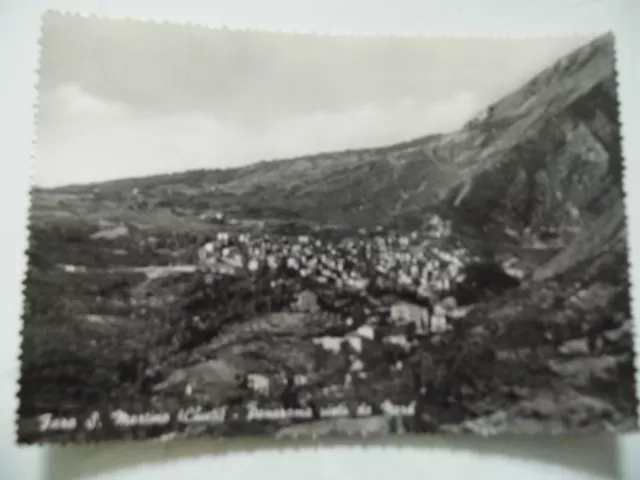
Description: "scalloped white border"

(18, 5), (637, 444)
(38, 8), (614, 40)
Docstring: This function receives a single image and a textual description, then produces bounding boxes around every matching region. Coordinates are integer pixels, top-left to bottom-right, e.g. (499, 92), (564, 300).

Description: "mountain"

(443, 33), (623, 231)
(49, 33), (623, 242)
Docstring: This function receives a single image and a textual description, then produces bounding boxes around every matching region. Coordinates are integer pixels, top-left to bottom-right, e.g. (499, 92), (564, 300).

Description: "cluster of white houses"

(144, 212), (531, 414)
(158, 219), (501, 410)
(194, 219), (481, 333)
(196, 217), (467, 298)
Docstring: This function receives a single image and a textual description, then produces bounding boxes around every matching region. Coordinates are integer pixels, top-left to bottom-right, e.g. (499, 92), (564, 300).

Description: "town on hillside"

(18, 189), (635, 442)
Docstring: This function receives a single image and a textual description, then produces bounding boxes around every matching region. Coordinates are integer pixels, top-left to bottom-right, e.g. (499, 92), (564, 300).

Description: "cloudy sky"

(34, 13), (595, 187)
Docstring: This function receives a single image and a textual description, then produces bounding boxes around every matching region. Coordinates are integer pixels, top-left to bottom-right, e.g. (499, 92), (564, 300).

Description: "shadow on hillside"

(44, 432), (621, 480)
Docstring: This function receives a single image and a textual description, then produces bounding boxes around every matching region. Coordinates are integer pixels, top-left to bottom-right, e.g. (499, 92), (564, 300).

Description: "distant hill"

(49, 34), (624, 241)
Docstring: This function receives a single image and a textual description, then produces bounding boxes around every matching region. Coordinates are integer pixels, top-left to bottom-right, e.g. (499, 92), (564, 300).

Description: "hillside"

(46, 34), (622, 238)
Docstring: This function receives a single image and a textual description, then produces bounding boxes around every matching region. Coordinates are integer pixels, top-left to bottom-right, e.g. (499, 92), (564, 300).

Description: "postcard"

(17, 12), (638, 444)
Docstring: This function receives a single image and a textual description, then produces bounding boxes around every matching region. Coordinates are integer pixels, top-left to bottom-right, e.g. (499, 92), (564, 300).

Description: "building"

(295, 290), (320, 313)
(389, 301), (429, 333)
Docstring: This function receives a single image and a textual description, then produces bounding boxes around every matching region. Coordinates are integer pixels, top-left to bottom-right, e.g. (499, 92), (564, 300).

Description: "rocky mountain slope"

(49, 34), (622, 240)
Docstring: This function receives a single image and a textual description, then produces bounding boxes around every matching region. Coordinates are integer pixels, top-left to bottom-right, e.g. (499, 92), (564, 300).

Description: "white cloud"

(53, 83), (128, 117)
(262, 90), (483, 158)
(34, 84), (485, 187)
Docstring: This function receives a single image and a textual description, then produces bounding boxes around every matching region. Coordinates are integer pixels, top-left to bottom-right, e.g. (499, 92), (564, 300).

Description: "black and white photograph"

(17, 13), (638, 444)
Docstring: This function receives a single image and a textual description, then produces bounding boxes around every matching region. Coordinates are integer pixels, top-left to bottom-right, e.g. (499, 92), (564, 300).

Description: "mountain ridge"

(41, 34), (622, 243)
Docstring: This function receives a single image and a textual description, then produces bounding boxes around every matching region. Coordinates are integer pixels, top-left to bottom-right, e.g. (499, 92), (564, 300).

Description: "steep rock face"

(442, 34), (622, 235)
(533, 198), (627, 282)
